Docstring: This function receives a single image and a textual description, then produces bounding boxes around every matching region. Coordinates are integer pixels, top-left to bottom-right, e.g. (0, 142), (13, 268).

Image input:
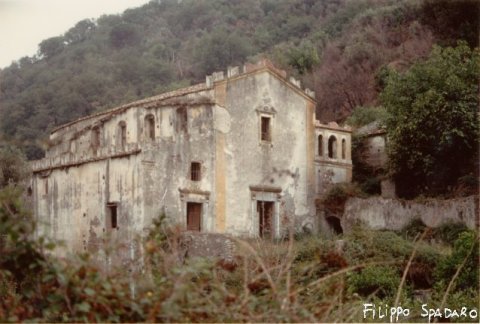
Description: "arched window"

(145, 114), (155, 141)
(328, 135), (337, 159)
(117, 121), (127, 150)
(318, 135), (323, 156)
(342, 139), (346, 159)
(91, 126), (100, 154)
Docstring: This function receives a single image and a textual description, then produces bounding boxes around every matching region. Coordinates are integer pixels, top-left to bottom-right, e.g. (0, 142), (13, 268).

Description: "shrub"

(400, 218), (427, 240)
(347, 265), (400, 298)
(322, 183), (364, 214)
(432, 222), (469, 245)
(434, 231), (478, 292)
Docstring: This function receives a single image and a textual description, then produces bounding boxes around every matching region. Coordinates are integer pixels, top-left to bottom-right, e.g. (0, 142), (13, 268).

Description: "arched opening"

(176, 107), (187, 133)
(326, 216), (343, 235)
(318, 135), (323, 156)
(117, 121), (127, 150)
(328, 135), (337, 158)
(341, 139), (346, 159)
(91, 126), (101, 154)
(145, 114), (155, 141)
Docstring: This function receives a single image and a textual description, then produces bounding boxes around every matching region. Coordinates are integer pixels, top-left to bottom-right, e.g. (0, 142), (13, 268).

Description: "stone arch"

(328, 135), (337, 159)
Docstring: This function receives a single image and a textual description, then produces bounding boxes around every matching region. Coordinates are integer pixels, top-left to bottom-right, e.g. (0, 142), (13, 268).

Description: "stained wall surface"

(31, 62), (353, 258)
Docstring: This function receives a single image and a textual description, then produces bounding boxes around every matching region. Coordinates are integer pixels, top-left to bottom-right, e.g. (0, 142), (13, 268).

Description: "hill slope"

(0, 0), (477, 159)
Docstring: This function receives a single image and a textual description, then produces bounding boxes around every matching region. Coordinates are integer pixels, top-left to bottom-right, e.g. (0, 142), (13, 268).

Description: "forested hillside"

(0, 0), (478, 159)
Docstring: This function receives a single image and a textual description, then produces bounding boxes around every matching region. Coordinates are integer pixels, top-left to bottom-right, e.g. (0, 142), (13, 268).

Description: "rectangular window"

(261, 116), (271, 142)
(107, 204), (118, 229)
(190, 162), (201, 181)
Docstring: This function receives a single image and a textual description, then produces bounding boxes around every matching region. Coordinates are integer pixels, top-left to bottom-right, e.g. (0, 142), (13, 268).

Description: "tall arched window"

(117, 121), (127, 150)
(145, 114), (155, 141)
(341, 139), (346, 159)
(91, 126), (100, 154)
(318, 135), (323, 156)
(328, 135), (337, 159)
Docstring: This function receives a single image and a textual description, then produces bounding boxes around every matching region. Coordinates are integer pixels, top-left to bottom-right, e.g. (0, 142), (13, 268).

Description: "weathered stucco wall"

(219, 70), (316, 236)
(31, 60), (352, 259)
(342, 196), (478, 231)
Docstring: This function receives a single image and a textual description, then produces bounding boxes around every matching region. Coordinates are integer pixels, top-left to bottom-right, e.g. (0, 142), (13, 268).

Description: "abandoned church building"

(30, 59), (352, 255)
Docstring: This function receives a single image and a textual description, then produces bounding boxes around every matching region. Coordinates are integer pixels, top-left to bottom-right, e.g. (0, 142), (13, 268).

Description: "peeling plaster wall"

(219, 71), (316, 236)
(342, 196), (478, 231)
(140, 102), (216, 232)
(32, 63), (353, 257)
(33, 88), (217, 259)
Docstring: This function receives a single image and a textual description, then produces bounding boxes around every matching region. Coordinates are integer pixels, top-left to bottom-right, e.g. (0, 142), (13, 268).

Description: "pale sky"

(0, 0), (151, 68)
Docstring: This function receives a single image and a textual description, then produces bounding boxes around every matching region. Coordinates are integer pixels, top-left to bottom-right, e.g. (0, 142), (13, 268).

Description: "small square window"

(261, 116), (271, 142)
(191, 162), (201, 181)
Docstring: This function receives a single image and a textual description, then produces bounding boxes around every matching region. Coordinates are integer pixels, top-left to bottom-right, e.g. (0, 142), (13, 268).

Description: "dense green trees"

(0, 0), (477, 159)
(381, 42), (479, 198)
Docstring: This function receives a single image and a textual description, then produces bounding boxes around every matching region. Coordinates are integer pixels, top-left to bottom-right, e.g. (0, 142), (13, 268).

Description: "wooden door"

(187, 202), (202, 231)
(258, 201), (273, 239)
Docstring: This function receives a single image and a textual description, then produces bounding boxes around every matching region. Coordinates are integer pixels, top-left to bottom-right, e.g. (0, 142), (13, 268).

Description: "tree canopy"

(0, 0), (477, 159)
(381, 42), (479, 198)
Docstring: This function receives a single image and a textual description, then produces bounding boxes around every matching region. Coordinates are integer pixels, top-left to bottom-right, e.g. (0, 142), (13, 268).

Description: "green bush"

(432, 222), (469, 245)
(434, 231), (478, 292)
(345, 106), (389, 128)
(347, 265), (400, 298)
(400, 218), (427, 240)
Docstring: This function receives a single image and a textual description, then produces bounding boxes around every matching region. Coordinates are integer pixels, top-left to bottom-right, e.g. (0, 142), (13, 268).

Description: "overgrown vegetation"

(381, 42), (479, 198)
(1, 187), (478, 322)
(1, 0), (478, 158)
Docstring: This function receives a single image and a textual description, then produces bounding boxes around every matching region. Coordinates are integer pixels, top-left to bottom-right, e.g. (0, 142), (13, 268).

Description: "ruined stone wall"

(342, 196), (478, 232)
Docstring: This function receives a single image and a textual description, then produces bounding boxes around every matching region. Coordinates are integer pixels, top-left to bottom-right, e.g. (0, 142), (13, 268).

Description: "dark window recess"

(91, 127), (101, 151)
(318, 135), (323, 156)
(258, 201), (274, 239)
(341, 139), (346, 159)
(145, 114), (155, 140)
(186, 202), (202, 231)
(261, 116), (271, 141)
(117, 122), (127, 150)
(191, 162), (201, 181)
(177, 107), (188, 133)
(107, 204), (118, 229)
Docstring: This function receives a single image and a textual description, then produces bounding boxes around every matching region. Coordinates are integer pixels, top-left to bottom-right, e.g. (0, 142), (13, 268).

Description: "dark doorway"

(326, 216), (343, 234)
(257, 201), (274, 239)
(187, 202), (202, 231)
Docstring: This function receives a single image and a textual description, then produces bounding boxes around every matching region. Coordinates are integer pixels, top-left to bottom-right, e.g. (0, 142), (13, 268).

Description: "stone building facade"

(30, 60), (352, 256)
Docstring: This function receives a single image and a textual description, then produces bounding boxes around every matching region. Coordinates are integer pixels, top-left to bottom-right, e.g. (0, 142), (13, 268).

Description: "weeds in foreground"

(0, 187), (478, 322)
